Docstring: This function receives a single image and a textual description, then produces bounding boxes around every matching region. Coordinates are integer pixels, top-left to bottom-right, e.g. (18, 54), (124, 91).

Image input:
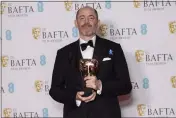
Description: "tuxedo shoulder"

(56, 41), (77, 54)
(100, 37), (121, 47)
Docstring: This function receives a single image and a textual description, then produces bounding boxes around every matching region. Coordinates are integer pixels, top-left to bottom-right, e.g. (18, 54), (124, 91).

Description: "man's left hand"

(84, 76), (102, 90)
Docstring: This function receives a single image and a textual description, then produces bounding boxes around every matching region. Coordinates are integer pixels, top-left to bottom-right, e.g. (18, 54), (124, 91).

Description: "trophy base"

(82, 88), (93, 97)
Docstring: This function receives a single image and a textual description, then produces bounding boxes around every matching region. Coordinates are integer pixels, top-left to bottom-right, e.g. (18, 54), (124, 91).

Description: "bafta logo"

(3, 108), (12, 118)
(169, 21), (176, 34)
(135, 50), (144, 62)
(137, 104), (146, 116)
(0, 2), (7, 14)
(35, 80), (43, 92)
(79, 59), (99, 97)
(133, 0), (140, 8)
(99, 24), (108, 37)
(171, 76), (176, 88)
(64, 1), (72, 11)
(32, 27), (41, 40)
(1, 56), (9, 67)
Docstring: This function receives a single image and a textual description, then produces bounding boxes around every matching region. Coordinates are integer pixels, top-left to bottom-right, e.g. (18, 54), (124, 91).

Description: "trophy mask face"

(79, 59), (98, 77)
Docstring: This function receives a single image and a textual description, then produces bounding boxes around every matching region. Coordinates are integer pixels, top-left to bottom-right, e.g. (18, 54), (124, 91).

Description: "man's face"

(75, 8), (99, 37)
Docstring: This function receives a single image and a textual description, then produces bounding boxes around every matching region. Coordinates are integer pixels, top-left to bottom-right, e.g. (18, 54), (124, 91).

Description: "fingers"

(85, 91), (96, 103)
(76, 76), (98, 102)
(84, 76), (96, 81)
(76, 91), (96, 103)
(81, 92), (95, 103)
(86, 83), (96, 90)
(77, 91), (91, 101)
(78, 91), (84, 96)
(81, 93), (94, 102)
(84, 76), (90, 81)
(76, 91), (84, 101)
(84, 76), (97, 90)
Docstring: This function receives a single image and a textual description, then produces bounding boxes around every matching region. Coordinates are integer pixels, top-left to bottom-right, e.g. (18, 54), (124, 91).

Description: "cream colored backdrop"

(1, 0), (176, 117)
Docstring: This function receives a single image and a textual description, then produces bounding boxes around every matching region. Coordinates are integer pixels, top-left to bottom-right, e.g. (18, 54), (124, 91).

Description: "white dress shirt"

(76, 36), (102, 107)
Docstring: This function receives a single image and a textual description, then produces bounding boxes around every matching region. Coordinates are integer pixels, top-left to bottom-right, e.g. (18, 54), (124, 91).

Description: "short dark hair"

(76, 6), (98, 20)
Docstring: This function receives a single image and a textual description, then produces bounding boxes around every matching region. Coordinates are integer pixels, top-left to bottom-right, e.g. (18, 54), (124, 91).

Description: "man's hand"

(84, 76), (102, 90)
(76, 91), (96, 103)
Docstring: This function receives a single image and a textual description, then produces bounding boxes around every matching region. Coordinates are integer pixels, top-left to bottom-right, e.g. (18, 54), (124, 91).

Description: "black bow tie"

(80, 40), (94, 51)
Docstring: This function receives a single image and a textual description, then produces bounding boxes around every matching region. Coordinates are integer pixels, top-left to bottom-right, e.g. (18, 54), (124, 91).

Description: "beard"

(80, 23), (96, 36)
(81, 30), (94, 36)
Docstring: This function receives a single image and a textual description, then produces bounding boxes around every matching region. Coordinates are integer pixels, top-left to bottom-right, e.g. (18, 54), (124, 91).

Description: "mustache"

(81, 23), (92, 28)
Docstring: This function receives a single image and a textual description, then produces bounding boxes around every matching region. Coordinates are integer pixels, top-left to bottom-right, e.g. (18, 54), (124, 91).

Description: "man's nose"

(85, 18), (89, 23)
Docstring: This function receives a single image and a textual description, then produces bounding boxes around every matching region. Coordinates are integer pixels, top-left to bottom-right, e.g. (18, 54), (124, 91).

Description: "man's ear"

(96, 20), (101, 34)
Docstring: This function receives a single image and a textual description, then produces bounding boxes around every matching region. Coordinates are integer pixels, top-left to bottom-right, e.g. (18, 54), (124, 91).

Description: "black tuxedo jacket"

(49, 35), (132, 118)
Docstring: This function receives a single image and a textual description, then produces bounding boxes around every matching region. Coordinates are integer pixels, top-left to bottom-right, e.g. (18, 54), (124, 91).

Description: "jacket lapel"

(68, 40), (83, 90)
(68, 40), (82, 69)
(92, 35), (106, 76)
(93, 36), (106, 63)
(75, 40), (83, 70)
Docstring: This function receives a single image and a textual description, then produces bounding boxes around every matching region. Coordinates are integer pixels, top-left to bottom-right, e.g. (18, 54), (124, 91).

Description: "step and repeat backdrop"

(1, 0), (176, 117)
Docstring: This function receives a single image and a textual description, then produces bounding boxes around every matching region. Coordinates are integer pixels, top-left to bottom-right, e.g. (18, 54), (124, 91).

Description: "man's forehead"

(77, 7), (96, 15)
(79, 6), (94, 12)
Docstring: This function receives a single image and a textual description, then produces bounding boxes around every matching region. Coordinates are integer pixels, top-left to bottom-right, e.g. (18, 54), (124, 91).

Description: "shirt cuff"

(97, 80), (102, 95)
(76, 100), (81, 107)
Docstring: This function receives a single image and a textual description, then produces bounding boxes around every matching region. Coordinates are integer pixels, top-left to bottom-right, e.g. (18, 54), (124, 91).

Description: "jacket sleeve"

(101, 44), (132, 97)
(49, 50), (77, 106)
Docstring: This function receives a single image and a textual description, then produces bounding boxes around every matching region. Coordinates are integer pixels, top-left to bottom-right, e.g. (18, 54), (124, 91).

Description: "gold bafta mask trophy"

(79, 59), (98, 97)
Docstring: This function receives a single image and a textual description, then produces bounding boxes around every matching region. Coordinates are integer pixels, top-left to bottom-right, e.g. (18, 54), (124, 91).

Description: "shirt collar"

(79, 35), (96, 46)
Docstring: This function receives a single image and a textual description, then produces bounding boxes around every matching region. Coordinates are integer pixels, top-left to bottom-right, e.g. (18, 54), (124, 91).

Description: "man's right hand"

(76, 91), (96, 103)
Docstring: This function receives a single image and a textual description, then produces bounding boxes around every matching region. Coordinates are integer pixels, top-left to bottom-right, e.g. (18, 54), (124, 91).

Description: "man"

(49, 6), (132, 118)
